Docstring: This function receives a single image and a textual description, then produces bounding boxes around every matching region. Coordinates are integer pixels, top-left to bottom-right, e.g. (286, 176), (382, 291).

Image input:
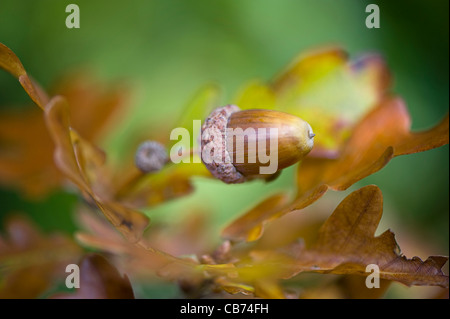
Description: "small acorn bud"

(135, 141), (168, 173)
(200, 105), (314, 184)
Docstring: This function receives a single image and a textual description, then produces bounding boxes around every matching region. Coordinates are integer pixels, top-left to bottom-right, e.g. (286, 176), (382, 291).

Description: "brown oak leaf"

(0, 44), (129, 198)
(51, 254), (135, 299)
(0, 43), (48, 109)
(283, 185), (449, 288)
(1, 43), (214, 241)
(43, 96), (149, 242)
(0, 215), (82, 298)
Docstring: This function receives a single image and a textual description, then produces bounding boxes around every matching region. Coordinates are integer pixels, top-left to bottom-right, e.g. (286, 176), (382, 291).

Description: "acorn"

(200, 105), (314, 183)
(135, 141), (168, 173)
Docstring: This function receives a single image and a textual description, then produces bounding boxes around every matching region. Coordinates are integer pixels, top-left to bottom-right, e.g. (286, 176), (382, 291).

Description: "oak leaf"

(43, 96), (149, 242)
(1, 43), (217, 235)
(1, 43), (209, 241)
(0, 108), (61, 197)
(0, 43), (48, 109)
(0, 215), (82, 298)
(283, 185), (449, 288)
(51, 254), (135, 299)
(0, 43), (130, 198)
(76, 209), (287, 298)
(75, 209), (204, 287)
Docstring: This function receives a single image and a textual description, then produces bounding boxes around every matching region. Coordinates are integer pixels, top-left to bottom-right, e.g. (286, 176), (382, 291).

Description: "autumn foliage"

(0, 42), (448, 299)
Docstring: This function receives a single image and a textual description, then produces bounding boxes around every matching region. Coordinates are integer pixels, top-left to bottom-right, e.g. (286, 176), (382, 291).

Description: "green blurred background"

(0, 0), (448, 297)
